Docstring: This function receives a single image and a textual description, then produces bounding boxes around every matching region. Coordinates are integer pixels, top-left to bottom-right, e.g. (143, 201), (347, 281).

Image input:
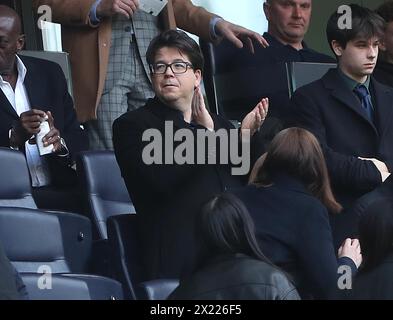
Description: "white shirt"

(0, 56), (51, 187)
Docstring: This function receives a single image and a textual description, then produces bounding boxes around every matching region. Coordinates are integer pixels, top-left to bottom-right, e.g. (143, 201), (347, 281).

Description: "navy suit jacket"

(290, 68), (393, 207)
(231, 174), (355, 299)
(0, 55), (88, 187)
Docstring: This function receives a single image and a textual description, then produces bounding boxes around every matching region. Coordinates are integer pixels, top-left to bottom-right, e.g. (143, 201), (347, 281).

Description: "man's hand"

(43, 111), (62, 153)
(338, 238), (362, 269)
(358, 157), (390, 182)
(12, 109), (47, 147)
(97, 0), (139, 19)
(191, 86), (214, 131)
(240, 98), (269, 141)
(215, 19), (269, 54)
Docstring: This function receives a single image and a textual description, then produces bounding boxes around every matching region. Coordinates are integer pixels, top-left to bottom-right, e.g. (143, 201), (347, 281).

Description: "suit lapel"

(20, 56), (45, 112)
(372, 78), (393, 137)
(0, 89), (18, 119)
(322, 69), (378, 135)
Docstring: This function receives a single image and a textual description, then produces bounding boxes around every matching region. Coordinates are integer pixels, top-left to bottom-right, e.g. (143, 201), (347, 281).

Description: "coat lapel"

(322, 69), (378, 135)
(0, 89), (18, 119)
(19, 56), (46, 113)
(372, 78), (393, 138)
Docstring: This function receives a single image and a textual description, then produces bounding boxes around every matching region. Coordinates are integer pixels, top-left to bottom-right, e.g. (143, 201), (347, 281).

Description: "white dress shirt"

(0, 56), (51, 187)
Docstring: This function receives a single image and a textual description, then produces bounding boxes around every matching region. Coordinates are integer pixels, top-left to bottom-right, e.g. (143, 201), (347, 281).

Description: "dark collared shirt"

(259, 33), (336, 64)
(338, 68), (374, 112)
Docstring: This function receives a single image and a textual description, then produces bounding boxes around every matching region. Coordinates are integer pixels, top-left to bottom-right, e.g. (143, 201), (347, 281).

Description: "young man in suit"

(32, 0), (268, 150)
(113, 29), (268, 280)
(0, 6), (88, 212)
(290, 4), (393, 244)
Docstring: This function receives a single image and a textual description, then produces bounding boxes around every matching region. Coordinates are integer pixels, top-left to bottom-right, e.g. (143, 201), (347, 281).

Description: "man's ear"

(263, 2), (271, 21)
(16, 34), (25, 52)
(194, 69), (202, 87)
(331, 40), (343, 57)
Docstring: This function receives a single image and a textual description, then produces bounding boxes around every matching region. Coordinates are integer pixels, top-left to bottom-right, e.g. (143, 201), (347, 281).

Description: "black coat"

(113, 98), (243, 279)
(169, 253), (300, 300)
(0, 55), (88, 187)
(373, 59), (393, 88)
(231, 174), (356, 299)
(290, 68), (393, 207)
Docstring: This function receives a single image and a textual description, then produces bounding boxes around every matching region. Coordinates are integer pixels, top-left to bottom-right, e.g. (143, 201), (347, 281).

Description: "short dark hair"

(146, 29), (204, 73)
(326, 4), (385, 54)
(249, 127), (342, 214)
(358, 198), (393, 272)
(376, 1), (393, 23)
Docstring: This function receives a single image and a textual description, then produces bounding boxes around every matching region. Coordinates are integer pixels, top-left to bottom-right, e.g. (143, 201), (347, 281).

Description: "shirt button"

(124, 26), (131, 32)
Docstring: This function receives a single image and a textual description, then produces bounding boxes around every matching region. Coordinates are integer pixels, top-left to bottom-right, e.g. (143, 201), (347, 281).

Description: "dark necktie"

(353, 84), (374, 122)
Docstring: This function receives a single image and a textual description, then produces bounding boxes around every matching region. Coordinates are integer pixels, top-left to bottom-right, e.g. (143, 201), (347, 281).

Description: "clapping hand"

(240, 98), (269, 141)
(191, 86), (214, 131)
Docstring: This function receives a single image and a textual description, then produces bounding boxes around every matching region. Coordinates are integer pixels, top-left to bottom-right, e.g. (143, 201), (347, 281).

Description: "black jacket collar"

(321, 68), (393, 135)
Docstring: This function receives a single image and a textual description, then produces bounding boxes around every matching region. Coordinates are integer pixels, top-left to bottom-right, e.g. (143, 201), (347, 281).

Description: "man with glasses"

(33, 0), (268, 151)
(113, 30), (268, 280)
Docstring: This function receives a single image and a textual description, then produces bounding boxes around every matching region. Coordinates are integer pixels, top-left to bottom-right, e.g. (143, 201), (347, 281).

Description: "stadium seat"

(0, 206), (91, 274)
(199, 39), (289, 121)
(21, 273), (123, 300)
(76, 151), (135, 240)
(107, 214), (178, 300)
(20, 50), (74, 97)
(286, 61), (336, 97)
(0, 206), (124, 299)
(0, 148), (36, 209)
(107, 214), (141, 299)
(137, 279), (179, 300)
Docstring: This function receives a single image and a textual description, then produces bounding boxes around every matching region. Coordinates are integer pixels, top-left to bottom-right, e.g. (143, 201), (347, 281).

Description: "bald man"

(217, 0), (334, 123)
(0, 5), (88, 212)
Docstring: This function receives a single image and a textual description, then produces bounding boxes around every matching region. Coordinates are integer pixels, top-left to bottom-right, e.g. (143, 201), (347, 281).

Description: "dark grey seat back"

(76, 151), (135, 239)
(0, 148), (37, 209)
(0, 207), (92, 273)
(21, 273), (123, 300)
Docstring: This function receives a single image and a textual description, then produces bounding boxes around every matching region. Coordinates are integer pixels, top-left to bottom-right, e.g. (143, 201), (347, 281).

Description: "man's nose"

(368, 46), (378, 58)
(164, 65), (175, 76)
(292, 5), (302, 18)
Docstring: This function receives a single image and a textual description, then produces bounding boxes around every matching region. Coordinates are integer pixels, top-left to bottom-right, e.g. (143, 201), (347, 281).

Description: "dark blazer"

(348, 253), (393, 300)
(290, 68), (393, 207)
(0, 55), (88, 187)
(113, 98), (243, 280)
(231, 174), (356, 299)
(169, 253), (300, 300)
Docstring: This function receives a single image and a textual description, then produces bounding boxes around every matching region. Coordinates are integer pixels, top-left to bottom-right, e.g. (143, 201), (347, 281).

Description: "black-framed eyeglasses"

(150, 61), (194, 74)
